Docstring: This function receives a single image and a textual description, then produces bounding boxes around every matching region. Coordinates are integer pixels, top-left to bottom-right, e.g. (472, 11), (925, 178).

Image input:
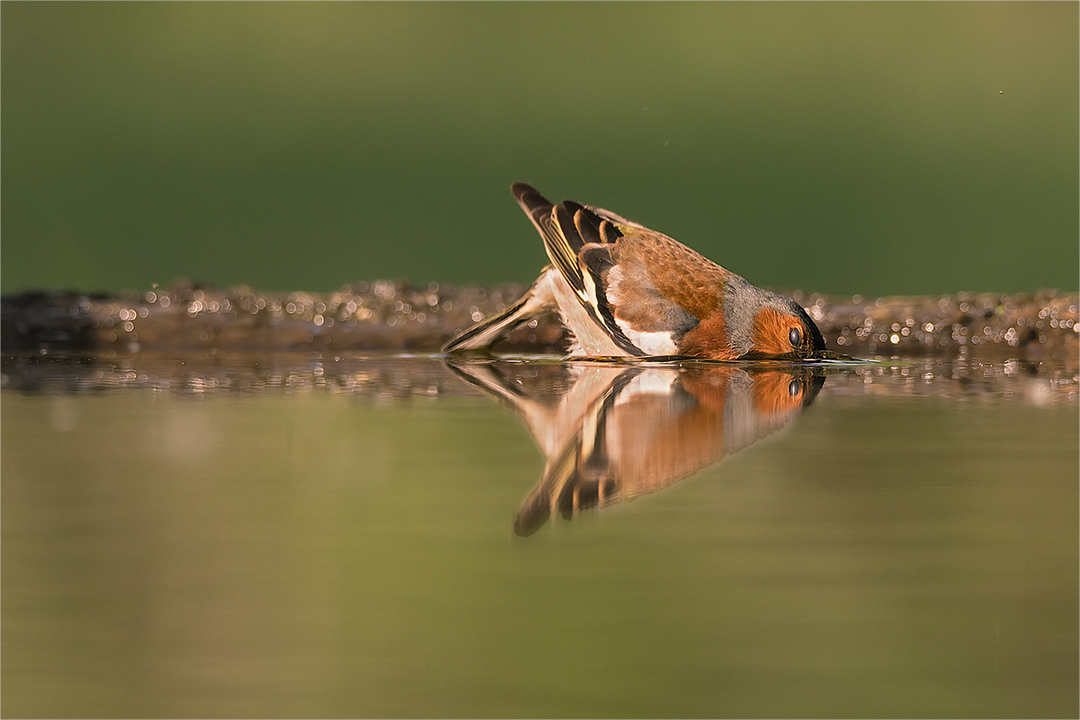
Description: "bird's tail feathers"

(442, 278), (554, 355)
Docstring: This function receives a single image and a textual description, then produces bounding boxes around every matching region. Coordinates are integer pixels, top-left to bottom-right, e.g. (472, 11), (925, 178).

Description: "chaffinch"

(444, 183), (827, 360)
(447, 360), (825, 536)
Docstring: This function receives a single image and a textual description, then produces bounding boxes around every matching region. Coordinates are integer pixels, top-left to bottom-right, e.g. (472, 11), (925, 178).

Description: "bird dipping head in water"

(443, 183), (827, 361)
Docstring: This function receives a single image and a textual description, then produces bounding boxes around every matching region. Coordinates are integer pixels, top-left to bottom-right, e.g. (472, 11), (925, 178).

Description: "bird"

(442, 183), (827, 360)
(446, 359), (825, 536)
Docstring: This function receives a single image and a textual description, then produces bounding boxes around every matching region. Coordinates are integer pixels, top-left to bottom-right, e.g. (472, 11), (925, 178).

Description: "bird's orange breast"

(676, 309), (737, 359)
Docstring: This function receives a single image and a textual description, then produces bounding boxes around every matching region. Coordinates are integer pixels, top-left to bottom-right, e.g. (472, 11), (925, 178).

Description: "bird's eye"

(788, 379), (801, 397)
(789, 327), (802, 347)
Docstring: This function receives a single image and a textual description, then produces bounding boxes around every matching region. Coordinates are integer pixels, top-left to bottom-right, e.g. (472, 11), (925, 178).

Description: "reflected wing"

(514, 367), (640, 536)
(513, 365), (827, 536)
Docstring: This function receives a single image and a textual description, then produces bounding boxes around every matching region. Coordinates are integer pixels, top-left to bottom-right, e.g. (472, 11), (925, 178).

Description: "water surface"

(2, 353), (1077, 717)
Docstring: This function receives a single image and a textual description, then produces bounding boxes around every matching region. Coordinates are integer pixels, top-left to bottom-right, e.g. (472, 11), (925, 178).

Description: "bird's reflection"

(447, 360), (826, 536)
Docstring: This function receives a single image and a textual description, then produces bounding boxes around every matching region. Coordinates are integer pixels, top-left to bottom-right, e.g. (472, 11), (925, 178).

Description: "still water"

(2, 353), (1077, 718)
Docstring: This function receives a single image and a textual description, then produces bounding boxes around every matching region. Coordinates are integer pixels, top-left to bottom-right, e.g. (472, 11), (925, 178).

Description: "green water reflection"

(448, 360), (826, 537)
(2, 356), (1077, 717)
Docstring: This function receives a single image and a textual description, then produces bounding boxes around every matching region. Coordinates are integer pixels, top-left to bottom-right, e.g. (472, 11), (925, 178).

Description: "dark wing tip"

(511, 182), (557, 227)
(511, 181), (546, 205)
(513, 493), (551, 537)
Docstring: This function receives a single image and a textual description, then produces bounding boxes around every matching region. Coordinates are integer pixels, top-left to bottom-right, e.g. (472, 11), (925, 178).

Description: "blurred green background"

(2, 2), (1077, 297)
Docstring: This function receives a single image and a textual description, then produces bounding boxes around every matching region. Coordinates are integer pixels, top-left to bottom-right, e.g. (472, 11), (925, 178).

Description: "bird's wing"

(513, 183), (720, 355)
(512, 183), (644, 355)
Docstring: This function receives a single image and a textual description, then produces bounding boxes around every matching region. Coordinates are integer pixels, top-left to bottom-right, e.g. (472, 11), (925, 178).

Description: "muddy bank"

(2, 281), (1077, 362)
